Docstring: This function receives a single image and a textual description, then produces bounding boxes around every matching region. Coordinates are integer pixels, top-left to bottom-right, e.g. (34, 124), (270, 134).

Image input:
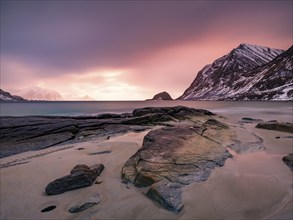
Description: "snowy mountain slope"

(226, 45), (293, 100)
(178, 44), (292, 100)
(0, 89), (26, 101)
(11, 86), (63, 101)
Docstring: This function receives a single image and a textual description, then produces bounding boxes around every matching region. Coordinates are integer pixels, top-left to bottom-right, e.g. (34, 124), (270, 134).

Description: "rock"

(68, 193), (101, 213)
(97, 113), (122, 119)
(241, 118), (263, 123)
(148, 91), (173, 100)
(122, 113), (175, 125)
(146, 180), (183, 213)
(88, 150), (111, 155)
(256, 121), (293, 133)
(132, 106), (214, 118)
(282, 154), (293, 170)
(41, 205), (56, 212)
(121, 118), (236, 213)
(45, 164), (104, 195)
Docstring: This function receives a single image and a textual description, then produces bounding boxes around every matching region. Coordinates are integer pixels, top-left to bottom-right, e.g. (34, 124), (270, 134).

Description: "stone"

(282, 154), (293, 170)
(41, 205), (56, 212)
(88, 150), (111, 155)
(256, 121), (293, 133)
(68, 193), (101, 213)
(45, 164), (104, 195)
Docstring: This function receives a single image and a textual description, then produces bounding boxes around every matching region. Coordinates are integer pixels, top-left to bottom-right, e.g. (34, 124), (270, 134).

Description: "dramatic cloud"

(1, 1), (292, 100)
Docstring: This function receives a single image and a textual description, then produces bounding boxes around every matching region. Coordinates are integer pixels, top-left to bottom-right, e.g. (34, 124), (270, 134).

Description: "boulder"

(122, 119), (236, 213)
(45, 164), (104, 195)
(256, 121), (293, 133)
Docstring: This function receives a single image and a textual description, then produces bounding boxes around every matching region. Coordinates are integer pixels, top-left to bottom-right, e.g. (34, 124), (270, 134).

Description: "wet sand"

(0, 113), (292, 220)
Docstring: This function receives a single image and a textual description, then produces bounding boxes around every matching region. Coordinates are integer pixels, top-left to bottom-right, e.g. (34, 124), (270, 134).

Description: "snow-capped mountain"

(11, 86), (63, 101)
(0, 89), (26, 101)
(226, 45), (293, 100)
(178, 43), (292, 100)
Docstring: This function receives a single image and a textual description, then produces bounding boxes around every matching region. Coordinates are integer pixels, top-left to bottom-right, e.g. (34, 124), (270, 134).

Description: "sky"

(1, 0), (292, 100)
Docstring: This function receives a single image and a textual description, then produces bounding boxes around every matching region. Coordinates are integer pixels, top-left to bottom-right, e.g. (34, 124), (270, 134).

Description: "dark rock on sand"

(45, 164), (104, 195)
(256, 121), (293, 133)
(68, 193), (101, 213)
(41, 205), (56, 212)
(282, 154), (293, 170)
(88, 150), (111, 155)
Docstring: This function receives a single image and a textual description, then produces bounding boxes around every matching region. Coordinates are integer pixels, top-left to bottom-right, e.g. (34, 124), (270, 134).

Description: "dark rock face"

(149, 91), (173, 100)
(122, 117), (236, 213)
(256, 121), (293, 133)
(45, 164), (104, 195)
(282, 154), (293, 170)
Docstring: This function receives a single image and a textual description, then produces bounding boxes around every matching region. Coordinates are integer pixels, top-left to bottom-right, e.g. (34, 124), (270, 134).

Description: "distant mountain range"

(10, 86), (63, 101)
(0, 89), (26, 101)
(2, 44), (292, 102)
(178, 44), (293, 101)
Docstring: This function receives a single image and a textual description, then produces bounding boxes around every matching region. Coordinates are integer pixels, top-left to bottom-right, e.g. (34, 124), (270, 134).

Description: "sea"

(0, 101), (292, 122)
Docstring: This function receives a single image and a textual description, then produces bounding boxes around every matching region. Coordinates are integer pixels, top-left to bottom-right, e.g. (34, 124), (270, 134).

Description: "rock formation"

(148, 91), (173, 100)
(45, 164), (104, 195)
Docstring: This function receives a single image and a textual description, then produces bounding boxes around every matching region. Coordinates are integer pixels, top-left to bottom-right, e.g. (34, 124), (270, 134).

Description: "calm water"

(0, 101), (292, 122)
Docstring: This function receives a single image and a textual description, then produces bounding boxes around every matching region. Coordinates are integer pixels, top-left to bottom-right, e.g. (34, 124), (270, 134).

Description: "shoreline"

(0, 106), (292, 220)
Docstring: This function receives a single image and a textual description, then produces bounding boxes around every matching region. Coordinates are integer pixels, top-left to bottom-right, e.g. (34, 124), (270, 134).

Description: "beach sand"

(0, 113), (292, 220)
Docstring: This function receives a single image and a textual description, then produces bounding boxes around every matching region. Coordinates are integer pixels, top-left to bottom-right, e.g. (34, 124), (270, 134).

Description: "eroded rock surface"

(45, 164), (104, 195)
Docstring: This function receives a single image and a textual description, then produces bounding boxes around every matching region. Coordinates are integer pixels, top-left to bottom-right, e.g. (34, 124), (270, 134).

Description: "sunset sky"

(1, 0), (292, 100)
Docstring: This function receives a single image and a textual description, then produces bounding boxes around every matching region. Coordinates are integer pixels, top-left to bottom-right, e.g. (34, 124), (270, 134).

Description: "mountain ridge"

(0, 89), (27, 101)
(178, 43), (292, 101)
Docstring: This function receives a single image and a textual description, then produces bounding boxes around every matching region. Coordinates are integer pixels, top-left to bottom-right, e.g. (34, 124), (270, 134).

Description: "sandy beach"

(0, 110), (292, 220)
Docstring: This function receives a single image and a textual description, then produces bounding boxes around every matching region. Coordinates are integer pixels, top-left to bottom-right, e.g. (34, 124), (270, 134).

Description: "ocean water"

(0, 101), (292, 122)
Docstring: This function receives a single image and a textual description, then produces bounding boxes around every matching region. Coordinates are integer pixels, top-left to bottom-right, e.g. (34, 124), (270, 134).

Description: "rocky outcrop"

(148, 91), (173, 100)
(0, 106), (216, 158)
(282, 154), (293, 170)
(122, 116), (236, 213)
(45, 164), (104, 195)
(256, 121), (293, 133)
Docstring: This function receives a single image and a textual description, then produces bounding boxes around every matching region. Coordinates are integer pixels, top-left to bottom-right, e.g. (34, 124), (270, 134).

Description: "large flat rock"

(121, 118), (237, 212)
